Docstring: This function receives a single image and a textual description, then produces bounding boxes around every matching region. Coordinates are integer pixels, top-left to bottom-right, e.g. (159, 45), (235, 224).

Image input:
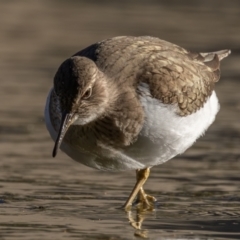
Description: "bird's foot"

(134, 188), (156, 211)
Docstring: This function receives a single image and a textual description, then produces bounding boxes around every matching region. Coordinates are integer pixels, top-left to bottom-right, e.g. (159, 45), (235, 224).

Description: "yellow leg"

(123, 168), (154, 211)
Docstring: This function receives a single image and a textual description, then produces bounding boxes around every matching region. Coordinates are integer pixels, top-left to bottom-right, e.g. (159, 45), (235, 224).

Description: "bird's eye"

(82, 87), (92, 100)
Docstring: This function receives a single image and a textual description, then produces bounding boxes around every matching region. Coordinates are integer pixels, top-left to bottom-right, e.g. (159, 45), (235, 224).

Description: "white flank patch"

(134, 82), (219, 166)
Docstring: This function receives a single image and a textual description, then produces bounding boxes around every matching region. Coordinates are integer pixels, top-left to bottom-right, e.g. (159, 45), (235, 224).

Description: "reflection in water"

(127, 208), (150, 239)
(127, 205), (240, 239)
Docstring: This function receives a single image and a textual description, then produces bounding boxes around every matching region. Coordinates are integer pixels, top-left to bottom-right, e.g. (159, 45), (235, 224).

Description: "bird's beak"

(52, 112), (74, 158)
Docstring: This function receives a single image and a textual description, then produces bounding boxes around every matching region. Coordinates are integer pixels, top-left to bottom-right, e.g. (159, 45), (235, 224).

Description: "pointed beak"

(52, 112), (74, 158)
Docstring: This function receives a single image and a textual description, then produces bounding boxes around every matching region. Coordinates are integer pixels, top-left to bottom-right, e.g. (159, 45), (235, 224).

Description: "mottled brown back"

(73, 36), (230, 116)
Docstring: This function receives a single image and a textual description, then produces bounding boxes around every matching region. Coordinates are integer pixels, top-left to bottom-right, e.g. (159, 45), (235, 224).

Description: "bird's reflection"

(127, 207), (155, 239)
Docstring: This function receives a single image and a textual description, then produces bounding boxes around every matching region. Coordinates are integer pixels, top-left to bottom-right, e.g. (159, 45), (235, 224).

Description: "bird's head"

(52, 56), (110, 157)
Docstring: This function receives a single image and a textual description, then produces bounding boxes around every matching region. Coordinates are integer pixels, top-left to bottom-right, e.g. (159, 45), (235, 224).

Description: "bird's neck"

(92, 87), (145, 147)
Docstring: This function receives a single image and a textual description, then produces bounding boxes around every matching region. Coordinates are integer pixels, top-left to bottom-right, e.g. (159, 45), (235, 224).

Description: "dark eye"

(82, 87), (92, 100)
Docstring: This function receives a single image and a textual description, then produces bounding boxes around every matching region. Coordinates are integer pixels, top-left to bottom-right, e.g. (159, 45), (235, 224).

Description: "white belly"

(126, 88), (219, 167)
(44, 88), (219, 171)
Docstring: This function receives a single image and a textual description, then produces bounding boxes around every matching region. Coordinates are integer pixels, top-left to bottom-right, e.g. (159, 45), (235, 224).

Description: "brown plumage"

(74, 36), (230, 116)
(50, 36), (230, 149)
(46, 36), (230, 210)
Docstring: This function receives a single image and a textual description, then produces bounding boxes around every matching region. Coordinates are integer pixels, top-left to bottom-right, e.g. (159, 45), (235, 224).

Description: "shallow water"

(0, 1), (240, 239)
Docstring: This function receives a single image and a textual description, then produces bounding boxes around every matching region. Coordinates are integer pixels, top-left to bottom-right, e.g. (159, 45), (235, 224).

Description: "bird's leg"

(123, 168), (150, 211)
(123, 168), (155, 211)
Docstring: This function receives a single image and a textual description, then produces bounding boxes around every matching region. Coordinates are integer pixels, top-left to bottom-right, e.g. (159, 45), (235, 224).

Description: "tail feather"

(200, 49), (231, 61)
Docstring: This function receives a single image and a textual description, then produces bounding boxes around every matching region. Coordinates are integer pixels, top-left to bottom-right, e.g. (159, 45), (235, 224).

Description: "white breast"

(44, 85), (219, 171)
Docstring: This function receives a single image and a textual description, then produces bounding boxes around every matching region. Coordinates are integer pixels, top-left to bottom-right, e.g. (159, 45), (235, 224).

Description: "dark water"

(0, 1), (240, 239)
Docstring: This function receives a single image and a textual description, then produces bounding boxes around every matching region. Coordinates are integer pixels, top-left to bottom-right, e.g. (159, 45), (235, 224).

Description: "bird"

(44, 36), (230, 211)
